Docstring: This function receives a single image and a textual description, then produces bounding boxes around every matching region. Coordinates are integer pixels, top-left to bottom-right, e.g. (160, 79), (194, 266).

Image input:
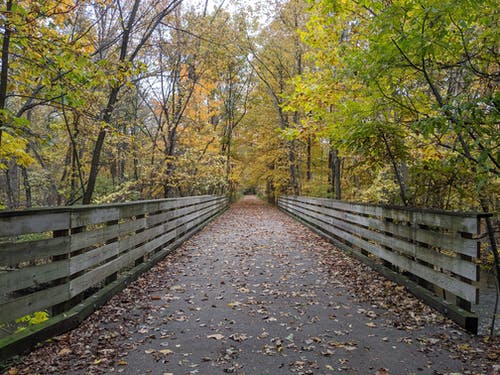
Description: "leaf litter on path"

(4, 196), (499, 375)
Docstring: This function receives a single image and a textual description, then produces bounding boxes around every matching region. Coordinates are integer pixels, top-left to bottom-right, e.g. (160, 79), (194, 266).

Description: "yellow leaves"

(0, 132), (34, 170)
(14, 311), (49, 333)
(419, 144), (443, 161)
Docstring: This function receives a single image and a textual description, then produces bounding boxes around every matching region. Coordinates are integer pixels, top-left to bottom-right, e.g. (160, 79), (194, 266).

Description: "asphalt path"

(9, 196), (496, 375)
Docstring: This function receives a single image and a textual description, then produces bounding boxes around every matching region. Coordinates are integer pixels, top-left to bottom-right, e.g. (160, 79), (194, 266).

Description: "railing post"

(104, 219), (119, 285)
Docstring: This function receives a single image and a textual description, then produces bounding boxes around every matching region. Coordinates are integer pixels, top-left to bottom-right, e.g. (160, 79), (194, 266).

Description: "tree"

(289, 0), (498, 209)
(82, 0), (182, 204)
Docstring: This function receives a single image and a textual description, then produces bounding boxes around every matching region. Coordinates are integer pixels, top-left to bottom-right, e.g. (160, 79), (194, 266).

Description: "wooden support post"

(135, 214), (146, 264)
(51, 229), (70, 316)
(104, 220), (119, 285)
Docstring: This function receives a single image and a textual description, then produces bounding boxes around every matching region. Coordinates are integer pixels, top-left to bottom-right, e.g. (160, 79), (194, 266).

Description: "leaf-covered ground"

(4, 196), (499, 375)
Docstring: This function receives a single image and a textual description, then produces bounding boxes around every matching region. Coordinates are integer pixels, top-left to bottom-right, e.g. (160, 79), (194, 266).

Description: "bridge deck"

(9, 196), (496, 374)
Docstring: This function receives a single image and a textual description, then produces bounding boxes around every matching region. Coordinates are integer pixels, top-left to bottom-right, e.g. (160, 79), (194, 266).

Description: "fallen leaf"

(58, 347), (72, 356)
(159, 349), (174, 355)
(229, 333), (249, 342)
(376, 368), (390, 375)
(117, 360), (127, 365)
(365, 322), (377, 328)
(207, 334), (225, 340)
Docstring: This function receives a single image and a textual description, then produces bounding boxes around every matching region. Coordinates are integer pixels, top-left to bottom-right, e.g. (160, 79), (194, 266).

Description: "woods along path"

(7, 196), (498, 375)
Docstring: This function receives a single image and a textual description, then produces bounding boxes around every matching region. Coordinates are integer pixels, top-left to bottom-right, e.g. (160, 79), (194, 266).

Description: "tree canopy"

(0, 0), (498, 212)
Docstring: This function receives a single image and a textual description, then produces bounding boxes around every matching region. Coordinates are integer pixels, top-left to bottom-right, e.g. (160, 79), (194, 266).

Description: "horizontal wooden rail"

(0, 195), (228, 360)
(278, 195), (487, 333)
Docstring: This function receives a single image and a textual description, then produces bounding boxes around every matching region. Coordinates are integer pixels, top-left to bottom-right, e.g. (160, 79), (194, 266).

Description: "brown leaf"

(229, 333), (249, 342)
(58, 347), (72, 356)
(376, 368), (390, 375)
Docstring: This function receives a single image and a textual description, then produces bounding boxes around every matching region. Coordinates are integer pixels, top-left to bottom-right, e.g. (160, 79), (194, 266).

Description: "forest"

(0, 0), (498, 212)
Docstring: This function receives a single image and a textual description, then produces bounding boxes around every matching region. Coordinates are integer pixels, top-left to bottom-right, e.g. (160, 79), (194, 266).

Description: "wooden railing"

(0, 195), (228, 359)
(279, 195), (487, 333)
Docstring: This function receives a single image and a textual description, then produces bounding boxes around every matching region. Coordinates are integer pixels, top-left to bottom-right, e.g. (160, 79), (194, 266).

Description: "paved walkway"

(8, 196), (496, 375)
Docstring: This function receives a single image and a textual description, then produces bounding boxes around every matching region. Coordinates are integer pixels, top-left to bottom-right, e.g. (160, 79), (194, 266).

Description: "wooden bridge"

(0, 195), (498, 374)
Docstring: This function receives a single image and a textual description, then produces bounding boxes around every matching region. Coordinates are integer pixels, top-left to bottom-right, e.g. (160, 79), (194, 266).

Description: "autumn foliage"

(0, 0), (498, 213)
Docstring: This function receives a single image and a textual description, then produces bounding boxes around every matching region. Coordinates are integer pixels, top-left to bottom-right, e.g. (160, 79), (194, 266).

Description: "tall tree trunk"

(226, 127), (231, 189)
(381, 133), (408, 206)
(83, 85), (120, 203)
(333, 149), (341, 200)
(21, 166), (32, 207)
(164, 123), (179, 198)
(289, 139), (299, 195)
(83, 0), (141, 204)
(306, 134), (312, 181)
(0, 0), (13, 148)
(289, 110), (300, 196)
(4, 168), (13, 209)
(328, 148), (341, 200)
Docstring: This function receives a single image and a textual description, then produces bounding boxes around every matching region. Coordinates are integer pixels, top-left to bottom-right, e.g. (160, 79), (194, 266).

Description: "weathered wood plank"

(70, 207), (121, 228)
(166, 201), (223, 231)
(69, 242), (120, 275)
(146, 198), (221, 227)
(0, 212), (71, 237)
(0, 260), (70, 294)
(68, 203), (224, 297)
(286, 201), (478, 280)
(157, 195), (216, 211)
(283, 196), (479, 233)
(285, 198), (478, 256)
(281, 203), (478, 303)
(0, 283), (70, 322)
(69, 217), (196, 297)
(0, 236), (69, 266)
(69, 218), (147, 252)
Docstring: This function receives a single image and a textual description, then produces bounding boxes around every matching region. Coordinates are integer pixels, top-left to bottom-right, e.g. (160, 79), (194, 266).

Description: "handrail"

(279, 195), (484, 333)
(0, 195), (229, 360)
